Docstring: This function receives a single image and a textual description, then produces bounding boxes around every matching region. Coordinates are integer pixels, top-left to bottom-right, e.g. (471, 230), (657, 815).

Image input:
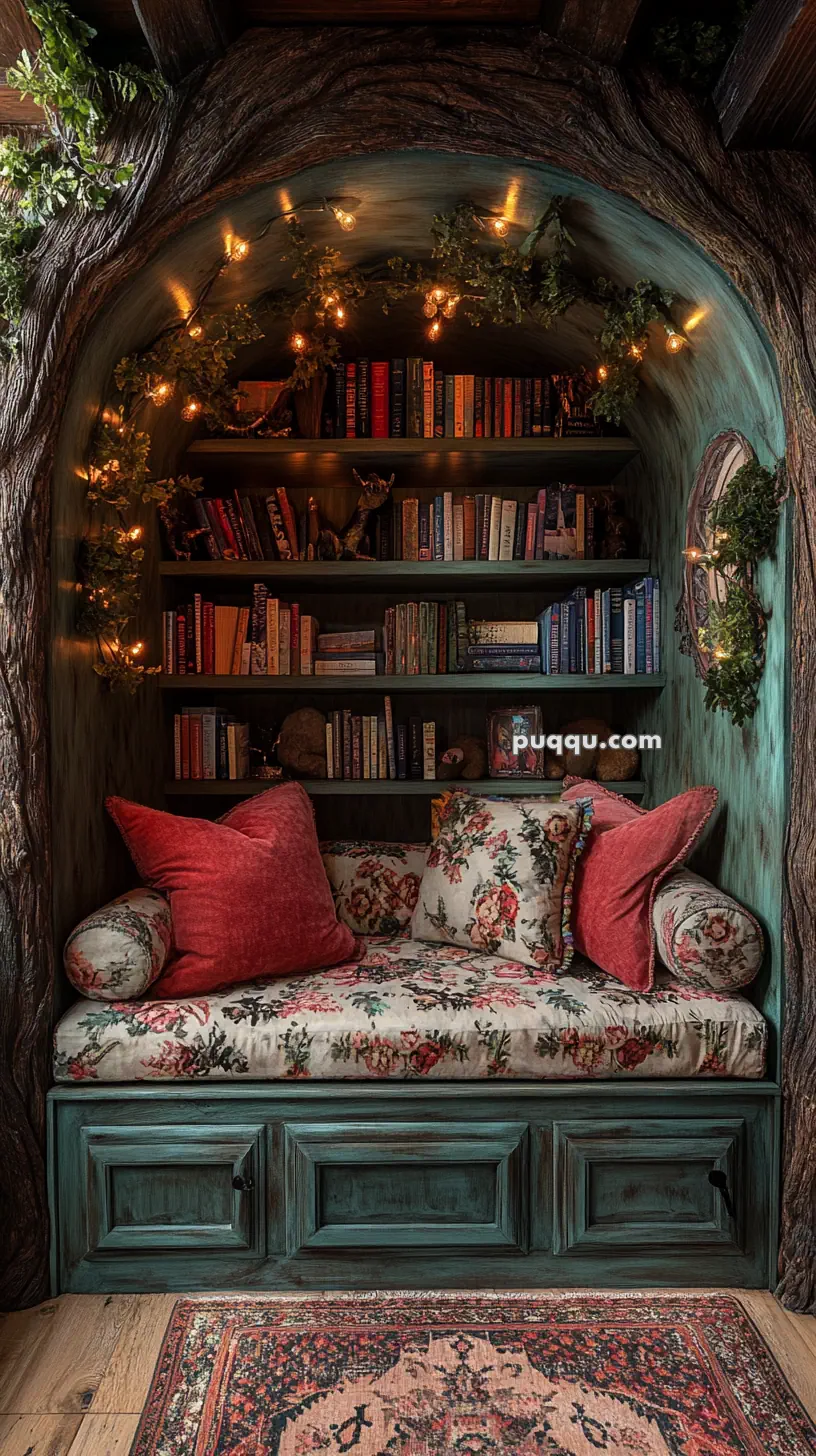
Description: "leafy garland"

(0, 0), (165, 354)
(685, 459), (784, 726)
(82, 204), (689, 688)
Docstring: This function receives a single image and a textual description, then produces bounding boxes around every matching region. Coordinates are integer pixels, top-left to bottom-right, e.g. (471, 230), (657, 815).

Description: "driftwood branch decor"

(1, 25), (815, 1310)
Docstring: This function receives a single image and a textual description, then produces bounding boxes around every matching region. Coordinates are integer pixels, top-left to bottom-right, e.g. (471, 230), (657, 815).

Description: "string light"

(682, 546), (703, 562)
(331, 206), (356, 232)
(629, 343), (643, 361)
(597, 365), (609, 382)
(181, 399), (202, 421)
(148, 380), (173, 406)
(334, 305), (346, 326)
(423, 296), (439, 319)
(128, 641), (145, 658)
(442, 295), (459, 318)
(187, 323), (203, 340)
(428, 317), (443, 342)
(491, 217), (509, 237)
(127, 525), (143, 542)
(712, 645), (730, 661)
(228, 237), (250, 262)
(290, 332), (307, 353)
(666, 328), (687, 354)
(322, 293), (338, 308)
(431, 286), (447, 303)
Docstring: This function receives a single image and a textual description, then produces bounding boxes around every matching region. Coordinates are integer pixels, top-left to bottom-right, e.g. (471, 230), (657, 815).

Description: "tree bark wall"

(1, 25), (813, 1309)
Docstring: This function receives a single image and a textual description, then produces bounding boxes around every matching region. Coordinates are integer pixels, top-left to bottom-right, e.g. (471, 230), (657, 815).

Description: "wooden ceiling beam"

(715, 0), (816, 149)
(550, 0), (642, 64)
(131, 0), (235, 83)
(241, 2), (542, 19)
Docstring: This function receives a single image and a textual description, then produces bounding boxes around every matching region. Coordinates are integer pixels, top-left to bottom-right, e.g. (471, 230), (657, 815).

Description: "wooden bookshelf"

(160, 559), (649, 588)
(164, 778), (647, 798)
(185, 435), (638, 486)
(161, 673), (665, 693)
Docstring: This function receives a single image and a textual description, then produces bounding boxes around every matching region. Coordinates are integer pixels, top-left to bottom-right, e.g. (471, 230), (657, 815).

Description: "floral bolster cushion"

(320, 841), (427, 935)
(652, 867), (764, 990)
(64, 888), (173, 1001)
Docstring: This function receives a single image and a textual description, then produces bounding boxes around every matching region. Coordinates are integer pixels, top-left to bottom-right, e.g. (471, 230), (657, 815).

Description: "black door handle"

(232, 1173), (254, 1193)
(708, 1169), (734, 1217)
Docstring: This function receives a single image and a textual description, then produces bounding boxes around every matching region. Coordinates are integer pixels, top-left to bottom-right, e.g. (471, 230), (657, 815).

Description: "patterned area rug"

(131, 1291), (816, 1455)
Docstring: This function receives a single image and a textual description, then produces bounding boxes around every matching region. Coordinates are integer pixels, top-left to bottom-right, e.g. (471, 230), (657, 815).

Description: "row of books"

(188, 487), (300, 563)
(162, 599), (396, 677)
(383, 602), (467, 675)
(324, 701), (435, 780)
(538, 578), (661, 675)
(315, 364), (602, 439)
(172, 710), (250, 780)
(392, 487), (594, 562)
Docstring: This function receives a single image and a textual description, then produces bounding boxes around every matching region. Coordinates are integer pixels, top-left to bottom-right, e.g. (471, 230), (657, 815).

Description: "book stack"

(172, 709), (250, 780)
(392, 486), (594, 562)
(314, 630), (383, 677)
(324, 697), (436, 781)
(538, 576), (661, 675)
(191, 487), (301, 561)
(467, 620), (541, 673)
(383, 600), (467, 674)
(321, 363), (604, 439)
(163, 593), (319, 676)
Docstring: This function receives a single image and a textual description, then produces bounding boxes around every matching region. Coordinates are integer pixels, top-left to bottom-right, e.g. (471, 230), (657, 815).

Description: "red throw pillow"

(106, 783), (356, 997)
(561, 779), (718, 990)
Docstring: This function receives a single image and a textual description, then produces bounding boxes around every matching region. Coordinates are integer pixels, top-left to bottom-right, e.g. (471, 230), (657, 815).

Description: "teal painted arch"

(51, 150), (787, 1061)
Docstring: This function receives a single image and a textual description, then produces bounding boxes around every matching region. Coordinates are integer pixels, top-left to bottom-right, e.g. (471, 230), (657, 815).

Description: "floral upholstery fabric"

(412, 795), (591, 971)
(63, 889), (173, 1001)
(652, 868), (764, 990)
(53, 933), (766, 1083)
(321, 842), (427, 936)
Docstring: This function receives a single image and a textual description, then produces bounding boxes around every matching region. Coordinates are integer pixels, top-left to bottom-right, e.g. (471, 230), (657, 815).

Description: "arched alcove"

(52, 152), (787, 1073)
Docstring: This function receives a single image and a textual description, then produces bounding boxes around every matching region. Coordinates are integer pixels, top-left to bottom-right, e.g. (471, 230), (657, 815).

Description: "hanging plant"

(683, 459), (784, 727)
(0, 1), (166, 354)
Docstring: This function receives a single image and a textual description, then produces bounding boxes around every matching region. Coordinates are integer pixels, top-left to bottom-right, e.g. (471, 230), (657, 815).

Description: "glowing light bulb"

(291, 332), (307, 353)
(187, 323), (203, 340)
(597, 365), (609, 382)
(629, 343), (643, 361)
(322, 293), (338, 308)
(428, 317), (442, 342)
(333, 208), (356, 232)
(682, 546), (702, 562)
(229, 237), (250, 261)
(129, 641), (144, 658)
(149, 380), (173, 406)
(334, 305), (345, 325)
(431, 286), (447, 304)
(712, 645), (730, 661)
(423, 297), (438, 319)
(666, 329), (686, 354)
(181, 399), (202, 421)
(442, 295), (459, 318)
(491, 217), (509, 237)
(127, 525), (143, 542)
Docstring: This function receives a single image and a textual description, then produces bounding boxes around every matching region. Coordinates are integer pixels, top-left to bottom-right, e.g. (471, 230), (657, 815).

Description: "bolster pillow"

(64, 888), (173, 1001)
(652, 868), (763, 990)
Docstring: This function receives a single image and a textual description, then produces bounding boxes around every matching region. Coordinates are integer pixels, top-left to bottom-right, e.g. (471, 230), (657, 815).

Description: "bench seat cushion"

(53, 934), (766, 1083)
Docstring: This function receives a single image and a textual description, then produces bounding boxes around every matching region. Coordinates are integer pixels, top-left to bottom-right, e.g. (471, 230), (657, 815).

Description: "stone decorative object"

(275, 708), (328, 778)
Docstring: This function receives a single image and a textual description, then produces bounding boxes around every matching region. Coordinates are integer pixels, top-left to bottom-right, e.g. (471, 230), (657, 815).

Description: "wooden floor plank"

(0, 1296), (136, 1415)
(91, 1294), (176, 1414)
(0, 1412), (83, 1456)
(736, 1291), (816, 1420)
(67, 1413), (141, 1454)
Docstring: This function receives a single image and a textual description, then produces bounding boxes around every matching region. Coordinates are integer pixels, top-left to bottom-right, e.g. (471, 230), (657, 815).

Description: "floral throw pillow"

(652, 867), (764, 990)
(411, 795), (592, 970)
(64, 888), (172, 1001)
(321, 841), (428, 935)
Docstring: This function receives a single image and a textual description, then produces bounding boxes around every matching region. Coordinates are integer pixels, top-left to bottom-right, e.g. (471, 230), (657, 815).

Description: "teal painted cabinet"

(49, 1081), (778, 1294)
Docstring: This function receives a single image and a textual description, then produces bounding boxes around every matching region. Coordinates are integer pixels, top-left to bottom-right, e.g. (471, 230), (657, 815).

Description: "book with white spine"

(488, 496), (502, 560)
(498, 499), (517, 561)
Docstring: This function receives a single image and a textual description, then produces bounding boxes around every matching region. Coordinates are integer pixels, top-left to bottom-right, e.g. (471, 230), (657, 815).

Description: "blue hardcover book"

(609, 586), (624, 673)
(444, 375), (455, 436)
(645, 576), (654, 674)
(537, 607), (551, 673)
(568, 586), (587, 672)
(633, 578), (647, 673)
(653, 577), (661, 673)
(550, 603), (561, 673)
(433, 496), (445, 560)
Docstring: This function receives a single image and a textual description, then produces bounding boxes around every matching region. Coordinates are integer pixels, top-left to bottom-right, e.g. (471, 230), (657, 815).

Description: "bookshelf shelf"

(185, 435), (638, 485)
(164, 778), (647, 798)
(161, 673), (665, 693)
(160, 559), (650, 588)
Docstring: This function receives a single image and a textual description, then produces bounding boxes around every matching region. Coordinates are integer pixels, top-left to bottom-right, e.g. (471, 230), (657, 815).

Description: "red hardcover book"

(276, 487), (299, 560)
(212, 499), (240, 559)
(586, 595), (595, 673)
(181, 710), (190, 778)
(194, 592), (203, 674)
(513, 378), (523, 437)
(483, 377), (493, 438)
(345, 362), (357, 439)
(371, 362), (389, 438)
(493, 377), (503, 438)
(189, 712), (203, 779)
(175, 612), (186, 675)
(503, 378), (513, 438)
(202, 600), (215, 676)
